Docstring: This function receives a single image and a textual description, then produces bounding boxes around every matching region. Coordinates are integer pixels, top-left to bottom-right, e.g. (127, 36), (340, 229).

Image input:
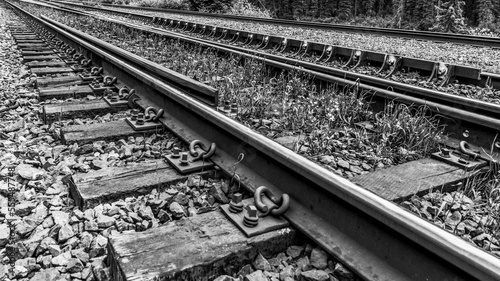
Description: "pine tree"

(392, 0), (406, 28)
(405, 0), (417, 19)
(338, 0), (353, 20)
(477, 0), (495, 28)
(432, 0), (467, 33)
(415, 0), (436, 29)
(362, 0), (376, 16)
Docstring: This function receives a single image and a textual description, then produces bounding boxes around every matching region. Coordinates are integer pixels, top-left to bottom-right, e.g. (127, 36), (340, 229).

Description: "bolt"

(130, 109), (139, 121)
(136, 113), (145, 125)
(229, 193), (244, 213)
(230, 103), (238, 114)
(440, 148), (451, 158)
(110, 92), (118, 102)
(171, 147), (181, 158)
(243, 205), (259, 227)
(179, 152), (189, 165)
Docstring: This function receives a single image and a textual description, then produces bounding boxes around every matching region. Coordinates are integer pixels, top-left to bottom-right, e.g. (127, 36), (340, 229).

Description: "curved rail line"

(7, 1), (500, 280)
(55, 0), (500, 48)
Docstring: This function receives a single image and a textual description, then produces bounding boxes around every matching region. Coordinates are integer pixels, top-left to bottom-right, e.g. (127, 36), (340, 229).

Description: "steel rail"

(34, 0), (500, 116)
(43, 0), (500, 90)
(7, 1), (500, 281)
(24, 0), (500, 138)
(19, 1), (220, 106)
(51, 0), (500, 48)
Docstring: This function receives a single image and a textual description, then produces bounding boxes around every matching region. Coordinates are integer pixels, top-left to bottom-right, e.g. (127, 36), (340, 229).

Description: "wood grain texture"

(22, 50), (54, 56)
(70, 159), (190, 208)
(352, 158), (471, 202)
(26, 61), (65, 68)
(61, 120), (162, 145)
(22, 55), (59, 62)
(36, 76), (82, 87)
(108, 210), (296, 281)
(38, 85), (93, 100)
(43, 100), (114, 124)
(31, 67), (74, 75)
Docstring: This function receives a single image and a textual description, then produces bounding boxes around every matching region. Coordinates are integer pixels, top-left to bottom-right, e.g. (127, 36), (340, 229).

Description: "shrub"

(128, 0), (189, 9)
(185, 0), (233, 12)
(226, 0), (272, 18)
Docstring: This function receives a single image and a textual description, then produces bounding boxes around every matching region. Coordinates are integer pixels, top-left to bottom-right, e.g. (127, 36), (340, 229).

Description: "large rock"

(31, 203), (48, 224)
(300, 269), (330, 281)
(334, 263), (354, 280)
(169, 202), (185, 219)
(244, 270), (267, 281)
(51, 210), (69, 226)
(279, 265), (294, 280)
(66, 258), (84, 273)
(51, 251), (71, 266)
(48, 244), (61, 257)
(97, 215), (115, 228)
(6, 241), (28, 260)
(16, 164), (44, 180)
(214, 275), (238, 281)
(84, 220), (99, 232)
(58, 223), (75, 242)
(253, 253), (271, 271)
(0, 264), (5, 280)
(209, 183), (229, 203)
(15, 257), (40, 275)
(14, 201), (37, 216)
(35, 237), (57, 256)
(71, 248), (90, 264)
(16, 217), (37, 236)
(286, 245), (303, 259)
(0, 223), (10, 247)
(30, 268), (61, 281)
(310, 248), (328, 269)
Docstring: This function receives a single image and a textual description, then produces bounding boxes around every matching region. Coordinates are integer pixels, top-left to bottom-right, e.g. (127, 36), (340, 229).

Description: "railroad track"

(4, 0), (500, 280)
(20, 0), (500, 152)
(56, 0), (500, 48)
(44, 0), (500, 91)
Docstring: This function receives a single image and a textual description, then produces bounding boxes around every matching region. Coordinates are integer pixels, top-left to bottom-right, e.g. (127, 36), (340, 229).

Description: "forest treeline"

(184, 0), (500, 33)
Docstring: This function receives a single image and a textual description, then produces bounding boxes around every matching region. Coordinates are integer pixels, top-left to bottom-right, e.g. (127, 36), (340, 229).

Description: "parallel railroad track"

(5, 0), (500, 280)
(57, 0), (500, 48)
(23, 0), (500, 151)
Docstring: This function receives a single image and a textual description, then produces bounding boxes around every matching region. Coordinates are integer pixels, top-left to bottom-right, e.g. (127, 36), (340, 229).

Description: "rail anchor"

(431, 141), (489, 171)
(165, 139), (216, 174)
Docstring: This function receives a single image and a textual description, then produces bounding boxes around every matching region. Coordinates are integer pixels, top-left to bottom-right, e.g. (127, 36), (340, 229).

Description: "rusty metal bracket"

(253, 186), (290, 217)
(342, 49), (363, 68)
(189, 139), (216, 162)
(244, 33), (255, 45)
(278, 38), (289, 53)
(427, 62), (446, 83)
(104, 87), (134, 107)
(229, 31), (240, 43)
(440, 64), (456, 87)
(164, 140), (216, 174)
(384, 56), (403, 78)
(377, 54), (396, 74)
(217, 101), (238, 118)
(317, 45), (336, 63)
(165, 149), (214, 174)
(431, 146), (488, 171)
(144, 106), (164, 122)
(125, 110), (162, 131)
(220, 197), (289, 237)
